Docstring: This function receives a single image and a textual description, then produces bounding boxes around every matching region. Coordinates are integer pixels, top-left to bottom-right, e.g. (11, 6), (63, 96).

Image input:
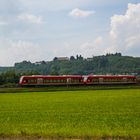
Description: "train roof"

(20, 75), (136, 79)
(88, 75), (136, 78)
(21, 75), (83, 78)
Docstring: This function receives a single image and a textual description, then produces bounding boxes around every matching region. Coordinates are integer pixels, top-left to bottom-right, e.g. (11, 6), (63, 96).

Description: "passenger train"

(19, 75), (137, 86)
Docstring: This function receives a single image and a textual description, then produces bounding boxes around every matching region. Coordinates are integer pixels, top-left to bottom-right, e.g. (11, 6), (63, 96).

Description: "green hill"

(13, 53), (140, 75)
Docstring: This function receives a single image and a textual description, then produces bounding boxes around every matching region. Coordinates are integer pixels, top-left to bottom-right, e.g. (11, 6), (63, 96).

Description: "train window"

(46, 79), (49, 83)
(112, 79), (114, 82)
(118, 79), (121, 81)
(76, 79), (79, 83)
(27, 79), (36, 83)
(75, 79), (80, 83)
(128, 78), (134, 82)
(44, 79), (47, 83)
(133, 78), (136, 81)
(107, 79), (110, 82)
(73, 79), (78, 83)
(33, 79), (36, 83)
(99, 78), (103, 83)
(37, 78), (43, 84)
(92, 78), (99, 82)
(64, 79), (67, 83)
(123, 78), (127, 82)
(72, 79), (75, 83)
(23, 80), (27, 83)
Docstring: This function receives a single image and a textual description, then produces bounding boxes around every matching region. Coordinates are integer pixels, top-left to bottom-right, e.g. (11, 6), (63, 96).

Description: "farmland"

(0, 89), (140, 139)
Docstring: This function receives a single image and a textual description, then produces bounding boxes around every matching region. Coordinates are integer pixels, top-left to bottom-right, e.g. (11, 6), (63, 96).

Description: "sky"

(0, 0), (140, 66)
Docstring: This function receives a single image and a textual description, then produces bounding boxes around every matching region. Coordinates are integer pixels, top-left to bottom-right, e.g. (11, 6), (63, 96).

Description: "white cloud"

(88, 3), (140, 56)
(69, 8), (94, 18)
(81, 37), (103, 50)
(78, 3), (140, 57)
(0, 39), (74, 66)
(0, 39), (43, 66)
(80, 36), (104, 57)
(17, 13), (42, 24)
(109, 3), (140, 55)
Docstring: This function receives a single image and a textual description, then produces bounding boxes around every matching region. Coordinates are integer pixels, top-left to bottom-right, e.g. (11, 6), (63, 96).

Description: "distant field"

(0, 89), (140, 139)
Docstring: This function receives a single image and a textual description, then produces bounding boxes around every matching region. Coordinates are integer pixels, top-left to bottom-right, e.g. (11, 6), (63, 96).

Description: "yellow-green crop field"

(0, 89), (140, 139)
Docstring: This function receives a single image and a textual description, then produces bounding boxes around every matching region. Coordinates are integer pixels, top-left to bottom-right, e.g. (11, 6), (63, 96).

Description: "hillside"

(0, 53), (140, 76)
(13, 54), (140, 75)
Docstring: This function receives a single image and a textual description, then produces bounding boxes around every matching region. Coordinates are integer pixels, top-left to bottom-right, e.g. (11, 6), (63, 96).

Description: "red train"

(19, 75), (137, 86)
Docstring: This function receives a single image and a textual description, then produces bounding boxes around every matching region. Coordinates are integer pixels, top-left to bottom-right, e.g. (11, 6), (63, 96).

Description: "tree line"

(0, 53), (140, 87)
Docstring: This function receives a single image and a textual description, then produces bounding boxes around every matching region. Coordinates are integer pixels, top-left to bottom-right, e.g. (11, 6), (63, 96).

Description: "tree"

(76, 55), (83, 60)
(53, 57), (58, 61)
(70, 56), (75, 61)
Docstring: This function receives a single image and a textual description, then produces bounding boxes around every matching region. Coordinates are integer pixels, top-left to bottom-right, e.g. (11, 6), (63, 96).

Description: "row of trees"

(0, 53), (140, 87)
(0, 71), (19, 87)
(13, 54), (140, 75)
(0, 71), (39, 87)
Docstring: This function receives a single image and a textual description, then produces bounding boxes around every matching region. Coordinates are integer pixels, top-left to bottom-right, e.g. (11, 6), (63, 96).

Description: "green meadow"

(0, 89), (140, 139)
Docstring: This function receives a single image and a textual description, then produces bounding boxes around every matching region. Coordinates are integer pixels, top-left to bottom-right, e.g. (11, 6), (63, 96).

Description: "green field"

(0, 89), (140, 139)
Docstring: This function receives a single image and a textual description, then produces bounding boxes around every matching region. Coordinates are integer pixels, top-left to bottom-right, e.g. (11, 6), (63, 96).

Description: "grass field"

(0, 89), (140, 139)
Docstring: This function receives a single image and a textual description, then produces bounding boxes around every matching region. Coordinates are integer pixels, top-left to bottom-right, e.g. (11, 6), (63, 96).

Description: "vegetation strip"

(0, 85), (140, 93)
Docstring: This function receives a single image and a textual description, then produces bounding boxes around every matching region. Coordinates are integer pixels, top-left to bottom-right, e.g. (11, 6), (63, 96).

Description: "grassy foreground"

(0, 89), (140, 139)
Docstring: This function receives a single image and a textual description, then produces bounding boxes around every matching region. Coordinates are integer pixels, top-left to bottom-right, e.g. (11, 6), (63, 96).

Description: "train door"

(83, 76), (88, 84)
(99, 78), (104, 84)
(37, 78), (43, 84)
(67, 78), (72, 84)
(122, 78), (127, 83)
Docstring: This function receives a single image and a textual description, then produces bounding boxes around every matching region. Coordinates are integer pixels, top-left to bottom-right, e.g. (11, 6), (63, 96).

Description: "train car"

(86, 75), (137, 85)
(19, 75), (84, 86)
(19, 75), (137, 86)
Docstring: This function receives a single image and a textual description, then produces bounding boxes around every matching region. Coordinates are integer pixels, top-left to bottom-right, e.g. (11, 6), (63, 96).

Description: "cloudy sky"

(0, 0), (140, 66)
